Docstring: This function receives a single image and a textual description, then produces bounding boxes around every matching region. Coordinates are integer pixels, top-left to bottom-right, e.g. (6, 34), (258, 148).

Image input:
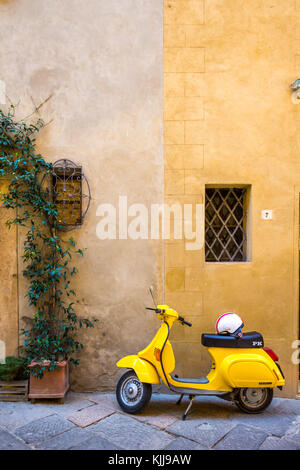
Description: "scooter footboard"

(221, 353), (281, 388)
(117, 355), (160, 385)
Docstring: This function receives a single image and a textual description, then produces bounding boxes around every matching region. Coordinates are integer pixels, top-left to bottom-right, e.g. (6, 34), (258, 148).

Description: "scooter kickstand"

(176, 394), (184, 405)
(182, 395), (195, 420)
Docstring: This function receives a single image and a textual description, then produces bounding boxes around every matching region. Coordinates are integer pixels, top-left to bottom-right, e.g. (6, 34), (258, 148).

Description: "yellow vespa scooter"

(116, 288), (285, 419)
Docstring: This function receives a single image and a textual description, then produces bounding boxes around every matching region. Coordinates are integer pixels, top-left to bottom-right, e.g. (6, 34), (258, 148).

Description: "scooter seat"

(201, 331), (264, 348)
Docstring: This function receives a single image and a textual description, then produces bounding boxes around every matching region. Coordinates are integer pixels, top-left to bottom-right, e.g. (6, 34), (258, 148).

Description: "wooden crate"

(0, 380), (29, 402)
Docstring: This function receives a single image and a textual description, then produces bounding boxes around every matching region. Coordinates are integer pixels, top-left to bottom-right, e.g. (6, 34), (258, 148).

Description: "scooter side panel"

(227, 361), (276, 387)
(220, 351), (282, 388)
(116, 355), (160, 384)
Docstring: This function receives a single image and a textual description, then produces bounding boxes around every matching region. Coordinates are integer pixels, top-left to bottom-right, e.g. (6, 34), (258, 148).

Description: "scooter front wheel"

(116, 370), (152, 414)
(235, 387), (273, 413)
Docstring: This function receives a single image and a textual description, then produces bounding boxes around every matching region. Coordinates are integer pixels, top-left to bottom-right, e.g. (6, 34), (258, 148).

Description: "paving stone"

(163, 437), (208, 450)
(34, 427), (95, 450)
(84, 393), (121, 410)
(214, 424), (267, 450)
(71, 435), (121, 450)
(0, 429), (30, 450)
(2, 393), (300, 451)
(0, 393), (94, 431)
(15, 414), (74, 443)
(183, 396), (235, 420)
(0, 401), (55, 432)
(134, 412), (179, 429)
(67, 404), (115, 427)
(259, 436), (300, 450)
(34, 393), (96, 418)
(133, 398), (180, 429)
(231, 412), (294, 437)
(166, 418), (234, 448)
(284, 418), (300, 444)
(92, 392), (180, 416)
(89, 413), (174, 450)
(268, 398), (300, 416)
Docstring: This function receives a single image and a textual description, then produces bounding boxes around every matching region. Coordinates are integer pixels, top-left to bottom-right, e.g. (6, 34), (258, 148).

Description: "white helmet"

(216, 312), (244, 338)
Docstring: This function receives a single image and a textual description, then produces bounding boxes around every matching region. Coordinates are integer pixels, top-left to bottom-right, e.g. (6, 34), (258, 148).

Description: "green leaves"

(75, 248), (86, 256)
(0, 107), (95, 378)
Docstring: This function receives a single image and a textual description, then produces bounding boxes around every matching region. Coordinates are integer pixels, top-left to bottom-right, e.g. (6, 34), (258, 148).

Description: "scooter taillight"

(263, 347), (279, 362)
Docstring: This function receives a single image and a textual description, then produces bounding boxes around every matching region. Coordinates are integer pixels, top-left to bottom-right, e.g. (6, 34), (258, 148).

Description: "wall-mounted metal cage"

(52, 159), (91, 230)
(205, 187), (247, 262)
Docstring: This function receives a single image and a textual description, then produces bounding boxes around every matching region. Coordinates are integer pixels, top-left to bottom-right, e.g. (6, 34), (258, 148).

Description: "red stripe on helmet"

(216, 312), (234, 333)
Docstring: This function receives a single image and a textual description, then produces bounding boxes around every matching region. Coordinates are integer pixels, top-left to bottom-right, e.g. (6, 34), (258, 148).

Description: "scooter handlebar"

(145, 307), (164, 314)
(145, 308), (192, 326)
(178, 316), (192, 327)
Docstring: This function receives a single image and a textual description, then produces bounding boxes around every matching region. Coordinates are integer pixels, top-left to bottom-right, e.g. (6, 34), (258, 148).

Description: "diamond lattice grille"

(205, 188), (247, 262)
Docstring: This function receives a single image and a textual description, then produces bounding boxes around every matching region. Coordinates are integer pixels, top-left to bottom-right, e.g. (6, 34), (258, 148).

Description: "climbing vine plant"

(0, 105), (94, 377)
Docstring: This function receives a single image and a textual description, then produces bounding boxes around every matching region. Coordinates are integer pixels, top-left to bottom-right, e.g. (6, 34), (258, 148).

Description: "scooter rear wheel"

(235, 387), (273, 413)
(116, 370), (152, 414)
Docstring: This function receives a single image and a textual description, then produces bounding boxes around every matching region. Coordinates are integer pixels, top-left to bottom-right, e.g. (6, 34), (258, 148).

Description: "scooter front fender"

(117, 355), (160, 385)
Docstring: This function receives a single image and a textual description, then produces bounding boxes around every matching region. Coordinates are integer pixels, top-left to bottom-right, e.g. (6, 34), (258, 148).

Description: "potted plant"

(0, 356), (29, 402)
(0, 104), (95, 402)
(28, 361), (69, 403)
(24, 302), (93, 403)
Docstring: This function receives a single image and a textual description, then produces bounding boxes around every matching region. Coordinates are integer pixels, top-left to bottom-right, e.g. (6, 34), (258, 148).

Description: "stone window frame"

(205, 186), (250, 263)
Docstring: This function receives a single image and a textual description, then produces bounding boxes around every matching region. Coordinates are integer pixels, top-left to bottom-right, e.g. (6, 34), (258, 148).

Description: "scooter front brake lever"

(178, 316), (192, 327)
(145, 307), (164, 314)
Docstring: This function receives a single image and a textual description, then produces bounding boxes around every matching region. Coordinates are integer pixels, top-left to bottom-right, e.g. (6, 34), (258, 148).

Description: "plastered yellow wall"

(0, 180), (18, 358)
(164, 0), (300, 397)
(0, 0), (300, 397)
(0, 0), (164, 391)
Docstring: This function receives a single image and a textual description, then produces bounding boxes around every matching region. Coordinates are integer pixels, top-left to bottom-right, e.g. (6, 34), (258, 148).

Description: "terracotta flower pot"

(28, 360), (69, 401)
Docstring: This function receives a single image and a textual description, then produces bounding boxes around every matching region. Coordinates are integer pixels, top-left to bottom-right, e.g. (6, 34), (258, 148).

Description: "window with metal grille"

(51, 159), (91, 230)
(53, 165), (83, 226)
(205, 187), (248, 262)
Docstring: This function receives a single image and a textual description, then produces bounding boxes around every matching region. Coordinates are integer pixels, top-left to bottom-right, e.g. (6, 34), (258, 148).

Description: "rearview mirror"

(149, 285), (157, 308)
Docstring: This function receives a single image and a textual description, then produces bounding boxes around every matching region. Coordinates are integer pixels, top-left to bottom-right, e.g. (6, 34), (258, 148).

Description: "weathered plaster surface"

(0, 0), (163, 390)
(0, 0), (299, 398)
(0, 180), (18, 357)
(164, 0), (299, 397)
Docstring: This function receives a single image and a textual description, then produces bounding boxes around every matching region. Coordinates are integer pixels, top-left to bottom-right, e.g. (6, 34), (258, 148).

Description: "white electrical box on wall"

(261, 210), (273, 220)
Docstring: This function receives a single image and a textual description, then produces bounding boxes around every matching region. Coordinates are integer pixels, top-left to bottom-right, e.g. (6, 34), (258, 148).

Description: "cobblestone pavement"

(0, 392), (299, 450)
